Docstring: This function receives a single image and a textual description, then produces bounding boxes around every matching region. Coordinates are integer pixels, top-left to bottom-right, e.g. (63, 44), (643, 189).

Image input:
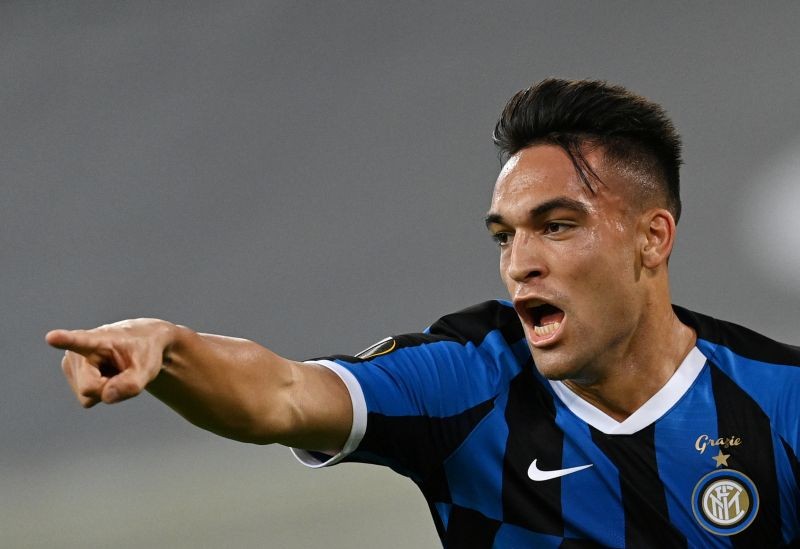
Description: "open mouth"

(519, 302), (565, 345)
(531, 303), (564, 337)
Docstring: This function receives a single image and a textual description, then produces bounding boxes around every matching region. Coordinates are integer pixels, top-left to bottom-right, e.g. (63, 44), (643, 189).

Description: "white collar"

(548, 346), (707, 435)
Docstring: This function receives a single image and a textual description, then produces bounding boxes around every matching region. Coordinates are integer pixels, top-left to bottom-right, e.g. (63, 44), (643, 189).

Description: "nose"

(506, 232), (546, 283)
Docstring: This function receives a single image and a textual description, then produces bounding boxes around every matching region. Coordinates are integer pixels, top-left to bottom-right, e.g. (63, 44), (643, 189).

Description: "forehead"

(491, 144), (602, 212)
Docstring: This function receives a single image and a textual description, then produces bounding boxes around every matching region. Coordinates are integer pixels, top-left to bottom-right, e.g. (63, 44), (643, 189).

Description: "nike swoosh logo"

(527, 459), (593, 481)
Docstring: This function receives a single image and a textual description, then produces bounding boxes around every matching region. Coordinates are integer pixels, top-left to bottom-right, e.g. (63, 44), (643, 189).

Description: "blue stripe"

(492, 522), (561, 548)
(339, 329), (524, 417)
(554, 397), (625, 548)
(696, 338), (800, 451)
(444, 392), (508, 521)
(434, 502), (452, 530)
(653, 364), (730, 547)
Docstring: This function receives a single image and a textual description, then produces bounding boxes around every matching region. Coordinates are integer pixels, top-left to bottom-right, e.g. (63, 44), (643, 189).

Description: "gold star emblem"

(712, 450), (730, 468)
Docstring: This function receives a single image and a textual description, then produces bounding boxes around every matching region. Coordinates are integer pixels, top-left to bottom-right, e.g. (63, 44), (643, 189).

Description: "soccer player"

(47, 79), (800, 547)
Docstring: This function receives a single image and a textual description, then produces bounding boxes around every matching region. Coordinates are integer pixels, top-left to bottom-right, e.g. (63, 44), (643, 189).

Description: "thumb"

(100, 363), (154, 404)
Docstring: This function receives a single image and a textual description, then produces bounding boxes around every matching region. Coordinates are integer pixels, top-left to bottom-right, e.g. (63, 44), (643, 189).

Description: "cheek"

(565, 233), (637, 300)
(583, 261), (641, 323)
(563, 226), (604, 261)
(499, 257), (515, 293)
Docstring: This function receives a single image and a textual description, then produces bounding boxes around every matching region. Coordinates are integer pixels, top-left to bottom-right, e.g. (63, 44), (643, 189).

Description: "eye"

(491, 232), (512, 247)
(543, 222), (571, 235)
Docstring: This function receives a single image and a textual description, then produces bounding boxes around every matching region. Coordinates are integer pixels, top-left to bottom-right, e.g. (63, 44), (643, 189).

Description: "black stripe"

(501, 365), (564, 535)
(590, 424), (687, 548)
(444, 504), (501, 548)
(347, 397), (496, 486)
(781, 437), (800, 529)
(675, 305), (800, 366)
(559, 538), (606, 548)
(710, 363), (782, 548)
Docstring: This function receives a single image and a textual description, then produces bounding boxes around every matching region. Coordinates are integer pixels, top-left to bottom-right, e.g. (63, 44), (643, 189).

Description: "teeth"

(533, 321), (560, 337)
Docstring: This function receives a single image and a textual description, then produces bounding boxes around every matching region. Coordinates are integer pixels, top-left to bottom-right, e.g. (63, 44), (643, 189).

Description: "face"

(486, 144), (648, 383)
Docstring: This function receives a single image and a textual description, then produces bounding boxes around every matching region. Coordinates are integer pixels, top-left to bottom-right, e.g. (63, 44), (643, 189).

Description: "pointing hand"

(46, 319), (176, 407)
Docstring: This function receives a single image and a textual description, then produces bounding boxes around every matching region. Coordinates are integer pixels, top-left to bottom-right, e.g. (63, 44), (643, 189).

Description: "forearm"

(50, 318), (352, 450)
(147, 325), (299, 444)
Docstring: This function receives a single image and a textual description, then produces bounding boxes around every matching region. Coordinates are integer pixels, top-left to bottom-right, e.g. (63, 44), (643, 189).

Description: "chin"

(529, 346), (587, 382)
(535, 365), (575, 381)
(530, 350), (570, 380)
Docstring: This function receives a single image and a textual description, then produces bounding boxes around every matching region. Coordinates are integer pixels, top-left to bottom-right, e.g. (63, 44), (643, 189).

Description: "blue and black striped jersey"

(294, 300), (800, 548)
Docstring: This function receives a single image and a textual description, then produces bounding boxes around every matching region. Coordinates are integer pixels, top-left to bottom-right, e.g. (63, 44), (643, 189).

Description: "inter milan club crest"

(691, 469), (759, 536)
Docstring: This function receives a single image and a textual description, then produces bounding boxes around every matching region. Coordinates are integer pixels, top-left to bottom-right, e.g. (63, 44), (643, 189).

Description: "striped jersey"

(293, 300), (800, 548)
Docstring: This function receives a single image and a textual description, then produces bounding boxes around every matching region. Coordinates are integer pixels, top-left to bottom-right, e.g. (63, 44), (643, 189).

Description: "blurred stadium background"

(3, 2), (799, 547)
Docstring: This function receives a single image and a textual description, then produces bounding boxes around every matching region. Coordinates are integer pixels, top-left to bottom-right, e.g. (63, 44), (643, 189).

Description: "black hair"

(493, 78), (683, 222)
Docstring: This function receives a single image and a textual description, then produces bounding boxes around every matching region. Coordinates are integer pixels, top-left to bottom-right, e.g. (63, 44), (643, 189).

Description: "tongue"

(538, 305), (565, 326)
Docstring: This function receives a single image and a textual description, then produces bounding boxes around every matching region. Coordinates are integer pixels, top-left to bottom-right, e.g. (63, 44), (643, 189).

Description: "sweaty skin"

(486, 144), (695, 421)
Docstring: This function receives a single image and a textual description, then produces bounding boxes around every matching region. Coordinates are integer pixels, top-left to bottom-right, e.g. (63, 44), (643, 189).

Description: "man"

(48, 79), (800, 547)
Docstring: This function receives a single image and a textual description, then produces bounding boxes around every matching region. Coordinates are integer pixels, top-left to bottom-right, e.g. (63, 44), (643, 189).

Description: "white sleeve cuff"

(290, 359), (368, 468)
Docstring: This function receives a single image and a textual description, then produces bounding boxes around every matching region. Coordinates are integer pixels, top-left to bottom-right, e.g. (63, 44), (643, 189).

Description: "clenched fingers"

(61, 350), (105, 408)
(100, 366), (151, 404)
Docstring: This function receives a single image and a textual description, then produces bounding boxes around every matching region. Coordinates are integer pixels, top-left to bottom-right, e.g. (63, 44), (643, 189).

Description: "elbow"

(231, 360), (302, 445)
(197, 402), (297, 446)
(232, 401), (299, 446)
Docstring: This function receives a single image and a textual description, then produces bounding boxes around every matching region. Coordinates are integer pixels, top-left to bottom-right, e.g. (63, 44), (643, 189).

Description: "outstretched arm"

(46, 319), (352, 451)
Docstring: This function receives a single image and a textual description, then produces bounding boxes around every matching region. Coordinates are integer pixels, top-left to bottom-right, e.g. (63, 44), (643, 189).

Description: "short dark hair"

(493, 78), (683, 222)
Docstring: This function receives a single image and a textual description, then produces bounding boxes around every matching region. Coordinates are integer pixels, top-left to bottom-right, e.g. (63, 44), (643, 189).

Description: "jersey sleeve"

(291, 300), (527, 484)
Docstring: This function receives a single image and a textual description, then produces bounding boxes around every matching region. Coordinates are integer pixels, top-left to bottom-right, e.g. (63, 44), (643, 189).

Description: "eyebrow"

(484, 196), (590, 228)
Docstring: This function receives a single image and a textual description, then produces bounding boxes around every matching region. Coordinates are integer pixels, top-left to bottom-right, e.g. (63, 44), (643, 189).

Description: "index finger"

(45, 329), (105, 356)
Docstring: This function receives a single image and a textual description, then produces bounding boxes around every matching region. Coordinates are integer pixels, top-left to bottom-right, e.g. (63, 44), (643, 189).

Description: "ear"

(639, 209), (676, 269)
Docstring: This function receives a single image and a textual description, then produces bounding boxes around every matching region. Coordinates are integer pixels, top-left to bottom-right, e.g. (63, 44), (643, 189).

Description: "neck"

(563, 304), (696, 422)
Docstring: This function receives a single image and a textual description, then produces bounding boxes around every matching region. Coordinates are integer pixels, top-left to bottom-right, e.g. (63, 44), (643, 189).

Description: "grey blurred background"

(3, 2), (800, 547)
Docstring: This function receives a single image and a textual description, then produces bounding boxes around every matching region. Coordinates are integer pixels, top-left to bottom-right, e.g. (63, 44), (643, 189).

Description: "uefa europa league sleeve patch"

(355, 337), (397, 359)
(691, 469), (759, 536)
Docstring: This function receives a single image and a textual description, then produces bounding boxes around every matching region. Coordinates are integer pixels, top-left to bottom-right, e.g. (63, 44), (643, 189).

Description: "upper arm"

(292, 333), (510, 476)
(277, 360), (353, 452)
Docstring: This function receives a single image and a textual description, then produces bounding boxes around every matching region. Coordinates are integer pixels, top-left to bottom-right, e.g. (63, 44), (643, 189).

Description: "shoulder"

(674, 305), (800, 367)
(325, 300), (524, 364)
(318, 300), (526, 372)
(426, 299), (525, 348)
(675, 305), (800, 425)
(676, 307), (800, 450)
(325, 301), (527, 419)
